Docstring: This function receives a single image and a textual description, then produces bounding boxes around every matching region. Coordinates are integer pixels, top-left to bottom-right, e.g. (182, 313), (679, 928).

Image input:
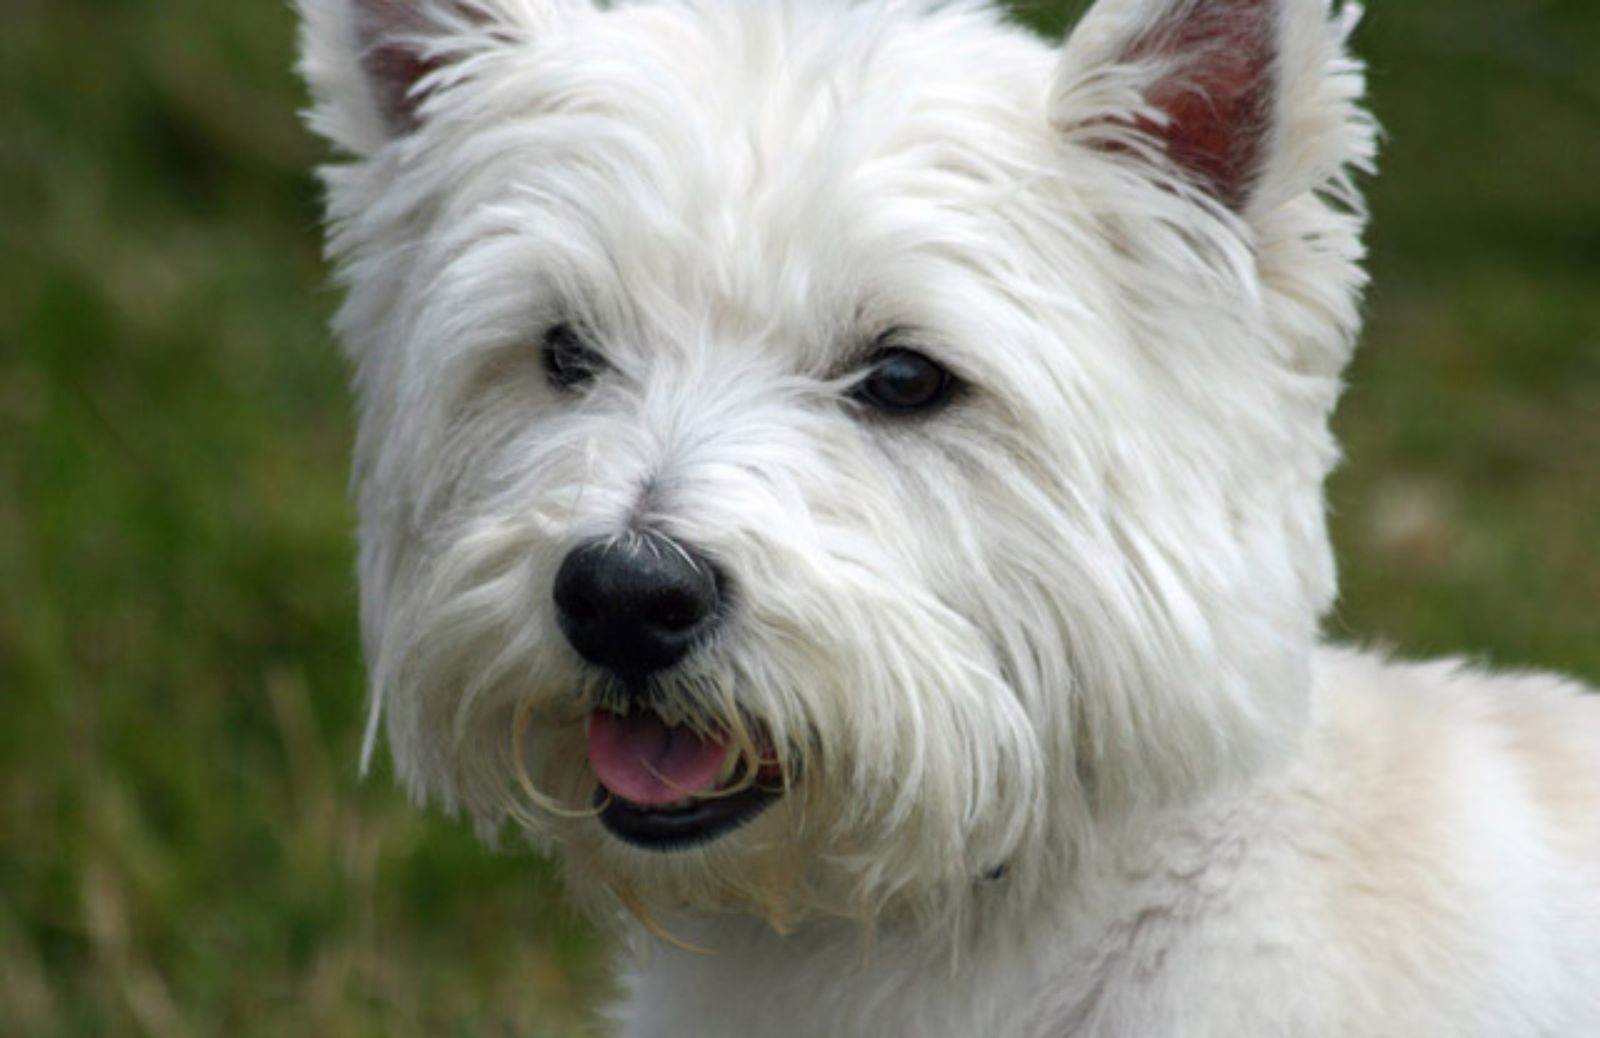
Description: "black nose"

(552, 534), (724, 681)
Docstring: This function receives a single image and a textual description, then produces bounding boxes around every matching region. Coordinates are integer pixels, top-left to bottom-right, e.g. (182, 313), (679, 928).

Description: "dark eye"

(542, 323), (603, 390)
(851, 347), (956, 415)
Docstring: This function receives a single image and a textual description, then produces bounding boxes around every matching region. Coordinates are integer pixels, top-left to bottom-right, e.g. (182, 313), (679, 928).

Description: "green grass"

(2, 0), (1596, 1034)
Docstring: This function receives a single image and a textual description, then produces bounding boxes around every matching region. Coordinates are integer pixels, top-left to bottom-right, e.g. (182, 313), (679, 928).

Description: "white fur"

(298, 0), (1600, 1033)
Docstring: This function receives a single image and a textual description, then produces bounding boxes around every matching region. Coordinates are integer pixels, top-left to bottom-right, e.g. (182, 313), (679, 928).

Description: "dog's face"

(301, 0), (1373, 925)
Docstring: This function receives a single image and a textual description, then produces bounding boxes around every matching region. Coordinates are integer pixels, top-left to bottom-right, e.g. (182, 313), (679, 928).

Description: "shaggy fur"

(298, 0), (1600, 1033)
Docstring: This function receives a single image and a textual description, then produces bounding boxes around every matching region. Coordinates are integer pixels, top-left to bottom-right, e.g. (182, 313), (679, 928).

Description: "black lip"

(596, 782), (779, 852)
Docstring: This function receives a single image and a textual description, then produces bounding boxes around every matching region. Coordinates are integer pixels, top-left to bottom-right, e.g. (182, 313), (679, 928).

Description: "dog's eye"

(542, 323), (603, 390)
(851, 348), (956, 415)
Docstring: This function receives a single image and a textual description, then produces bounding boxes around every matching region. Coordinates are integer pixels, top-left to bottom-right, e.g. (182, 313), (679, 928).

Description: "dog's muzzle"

(553, 533), (781, 850)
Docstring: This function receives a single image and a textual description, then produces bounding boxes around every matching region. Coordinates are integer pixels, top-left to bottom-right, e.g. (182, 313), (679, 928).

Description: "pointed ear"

(298, 0), (566, 155)
(354, 0), (456, 135)
(1050, 0), (1368, 216)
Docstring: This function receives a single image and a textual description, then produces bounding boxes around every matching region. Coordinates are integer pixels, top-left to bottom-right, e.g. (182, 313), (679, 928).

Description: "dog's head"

(300, 0), (1373, 926)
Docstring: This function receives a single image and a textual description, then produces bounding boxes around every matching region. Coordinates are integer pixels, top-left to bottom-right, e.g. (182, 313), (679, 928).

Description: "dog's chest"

(610, 867), (1261, 1038)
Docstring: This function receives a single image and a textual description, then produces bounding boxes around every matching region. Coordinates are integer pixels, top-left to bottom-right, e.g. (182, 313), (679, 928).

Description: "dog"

(298, 0), (1600, 1033)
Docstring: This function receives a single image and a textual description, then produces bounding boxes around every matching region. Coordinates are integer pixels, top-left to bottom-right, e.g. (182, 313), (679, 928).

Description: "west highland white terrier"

(298, 0), (1600, 1033)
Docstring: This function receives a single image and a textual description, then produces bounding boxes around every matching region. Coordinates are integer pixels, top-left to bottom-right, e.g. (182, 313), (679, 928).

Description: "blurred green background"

(2, 0), (1595, 1034)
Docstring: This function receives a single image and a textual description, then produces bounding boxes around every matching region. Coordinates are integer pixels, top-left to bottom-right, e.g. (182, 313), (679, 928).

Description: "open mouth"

(587, 709), (782, 852)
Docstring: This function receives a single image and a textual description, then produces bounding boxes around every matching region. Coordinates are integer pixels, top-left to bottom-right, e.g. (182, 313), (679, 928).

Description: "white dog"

(298, 0), (1600, 1033)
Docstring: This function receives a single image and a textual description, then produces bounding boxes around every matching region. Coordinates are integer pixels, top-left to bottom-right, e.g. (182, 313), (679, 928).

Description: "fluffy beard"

(366, 449), (1048, 931)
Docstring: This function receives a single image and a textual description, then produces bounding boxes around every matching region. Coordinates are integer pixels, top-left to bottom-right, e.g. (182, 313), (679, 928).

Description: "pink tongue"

(587, 710), (730, 806)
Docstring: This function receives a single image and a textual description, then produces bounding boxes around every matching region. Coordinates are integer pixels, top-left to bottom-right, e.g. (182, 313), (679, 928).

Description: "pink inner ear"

(355, 0), (448, 135)
(1123, 0), (1277, 211)
(362, 41), (443, 133)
